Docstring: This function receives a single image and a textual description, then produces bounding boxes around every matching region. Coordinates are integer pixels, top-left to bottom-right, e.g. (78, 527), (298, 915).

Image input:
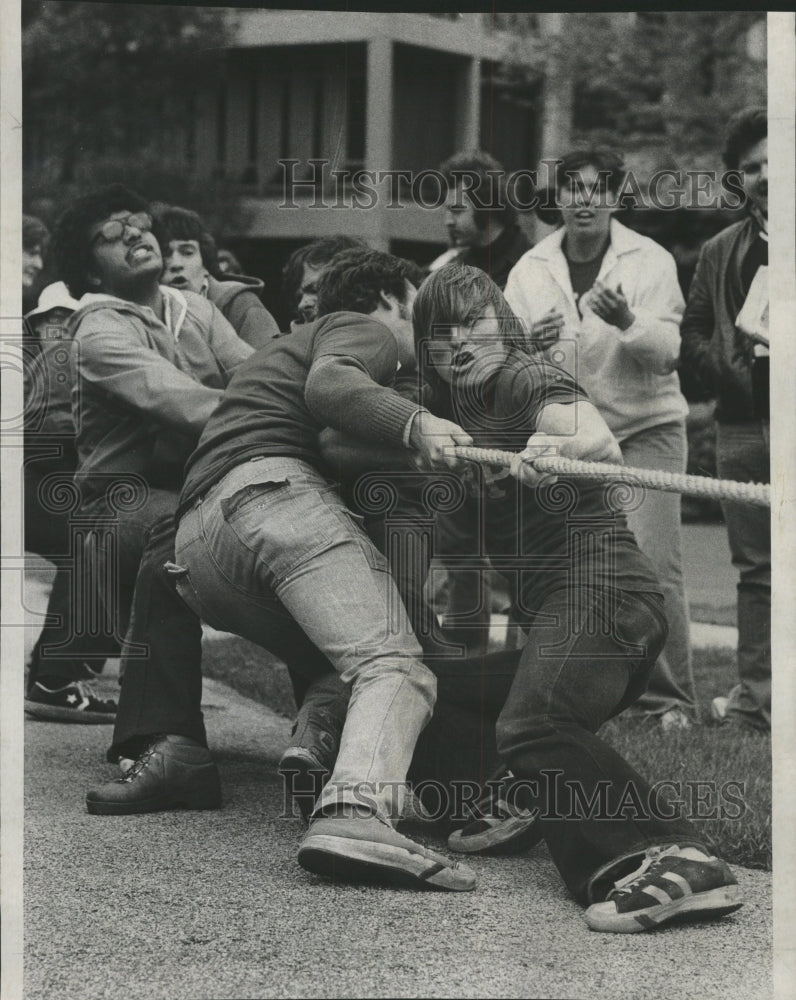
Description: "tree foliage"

(496, 12), (766, 165)
(22, 1), (238, 227)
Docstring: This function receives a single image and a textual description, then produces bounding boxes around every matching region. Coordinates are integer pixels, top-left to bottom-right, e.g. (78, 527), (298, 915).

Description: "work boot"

(86, 735), (221, 815)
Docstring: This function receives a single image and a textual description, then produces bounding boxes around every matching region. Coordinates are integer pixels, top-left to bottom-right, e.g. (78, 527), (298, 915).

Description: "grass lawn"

(601, 646), (771, 870)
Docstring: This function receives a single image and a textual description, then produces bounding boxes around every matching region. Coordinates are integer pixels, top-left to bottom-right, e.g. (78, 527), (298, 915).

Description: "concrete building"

(186, 10), (542, 288)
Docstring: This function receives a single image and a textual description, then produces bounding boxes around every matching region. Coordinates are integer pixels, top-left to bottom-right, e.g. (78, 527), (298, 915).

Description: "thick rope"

(453, 446), (771, 508)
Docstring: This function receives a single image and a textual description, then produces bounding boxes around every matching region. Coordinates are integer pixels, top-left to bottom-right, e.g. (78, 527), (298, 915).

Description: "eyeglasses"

(90, 213), (153, 247)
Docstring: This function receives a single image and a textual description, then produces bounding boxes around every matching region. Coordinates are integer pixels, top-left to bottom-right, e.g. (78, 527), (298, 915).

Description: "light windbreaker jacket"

(504, 219), (688, 442)
(69, 285), (253, 501)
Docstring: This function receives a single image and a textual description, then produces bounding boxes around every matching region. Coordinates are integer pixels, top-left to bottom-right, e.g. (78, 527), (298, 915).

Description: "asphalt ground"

(19, 522), (772, 999)
(24, 669), (772, 1000)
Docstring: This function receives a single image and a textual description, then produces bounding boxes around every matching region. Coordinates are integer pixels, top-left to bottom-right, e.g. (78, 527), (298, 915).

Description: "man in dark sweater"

(431, 150), (531, 291)
(679, 108), (770, 732)
(91, 250), (478, 892)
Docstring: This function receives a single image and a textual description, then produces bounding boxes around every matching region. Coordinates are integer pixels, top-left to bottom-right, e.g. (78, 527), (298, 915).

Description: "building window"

(185, 94), (197, 167)
(242, 74), (259, 184)
(345, 70), (366, 169)
(312, 76), (324, 160)
(279, 75), (291, 161)
(215, 83), (227, 177)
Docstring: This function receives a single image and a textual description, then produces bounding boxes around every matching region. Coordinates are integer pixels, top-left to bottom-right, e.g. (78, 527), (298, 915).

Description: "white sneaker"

(711, 696), (730, 723)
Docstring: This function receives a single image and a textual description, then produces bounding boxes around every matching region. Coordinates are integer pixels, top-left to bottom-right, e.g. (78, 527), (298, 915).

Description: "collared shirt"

(505, 219), (688, 442)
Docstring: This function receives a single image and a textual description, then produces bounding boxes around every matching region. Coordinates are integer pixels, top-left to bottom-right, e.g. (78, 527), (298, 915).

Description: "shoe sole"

(86, 791), (222, 816)
(278, 748), (330, 822)
(298, 834), (476, 891)
(448, 813), (542, 855)
(25, 701), (115, 725)
(585, 884), (744, 933)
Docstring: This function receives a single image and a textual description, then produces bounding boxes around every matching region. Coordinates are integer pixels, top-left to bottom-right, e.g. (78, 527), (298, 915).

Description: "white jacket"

(504, 219), (688, 441)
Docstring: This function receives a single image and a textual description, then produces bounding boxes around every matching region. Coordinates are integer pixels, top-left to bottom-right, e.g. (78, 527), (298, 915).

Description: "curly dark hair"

(151, 204), (220, 277)
(723, 107), (767, 169)
(439, 150), (517, 230)
(315, 249), (423, 318)
(554, 148), (626, 198)
(51, 184), (151, 298)
(281, 235), (370, 317)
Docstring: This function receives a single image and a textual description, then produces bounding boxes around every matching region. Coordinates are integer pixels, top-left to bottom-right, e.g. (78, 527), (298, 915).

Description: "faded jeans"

(716, 422), (771, 730)
(174, 457), (437, 820)
(620, 421), (695, 715)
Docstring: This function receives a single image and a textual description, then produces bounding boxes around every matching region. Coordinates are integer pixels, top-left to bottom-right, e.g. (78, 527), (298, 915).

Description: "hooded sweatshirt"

(70, 285), (252, 502)
(205, 273), (280, 347)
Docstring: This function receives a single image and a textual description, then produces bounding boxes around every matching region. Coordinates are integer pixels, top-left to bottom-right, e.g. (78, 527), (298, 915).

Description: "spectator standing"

(23, 214), (50, 313)
(23, 281), (119, 721)
(680, 108), (770, 733)
(505, 149), (696, 731)
(433, 150), (531, 289)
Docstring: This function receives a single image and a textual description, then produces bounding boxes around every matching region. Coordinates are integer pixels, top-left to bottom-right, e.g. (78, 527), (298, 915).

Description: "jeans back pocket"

(220, 478), (291, 522)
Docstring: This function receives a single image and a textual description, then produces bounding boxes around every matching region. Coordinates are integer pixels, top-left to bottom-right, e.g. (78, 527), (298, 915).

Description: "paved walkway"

(23, 665), (772, 1000)
(20, 523), (772, 998)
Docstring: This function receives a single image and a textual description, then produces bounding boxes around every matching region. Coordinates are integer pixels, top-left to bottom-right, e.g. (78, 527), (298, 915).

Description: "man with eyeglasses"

(31, 185), (252, 729)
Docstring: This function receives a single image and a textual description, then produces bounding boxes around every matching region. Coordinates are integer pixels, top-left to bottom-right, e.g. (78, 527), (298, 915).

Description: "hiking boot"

(298, 811), (476, 891)
(25, 681), (117, 724)
(448, 770), (543, 855)
(584, 845), (743, 933)
(278, 715), (339, 822)
(86, 735), (222, 815)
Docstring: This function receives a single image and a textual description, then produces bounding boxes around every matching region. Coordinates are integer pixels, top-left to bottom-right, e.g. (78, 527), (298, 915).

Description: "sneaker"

(298, 812), (476, 891)
(448, 771), (543, 855)
(660, 707), (692, 733)
(711, 696), (730, 723)
(25, 681), (117, 724)
(86, 735), (222, 815)
(584, 845), (743, 933)
(278, 715), (340, 822)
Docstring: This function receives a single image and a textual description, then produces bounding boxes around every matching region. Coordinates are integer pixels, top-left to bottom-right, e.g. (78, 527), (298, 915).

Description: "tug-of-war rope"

(453, 446), (771, 509)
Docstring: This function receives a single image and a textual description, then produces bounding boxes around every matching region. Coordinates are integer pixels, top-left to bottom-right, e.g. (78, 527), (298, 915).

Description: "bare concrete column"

(537, 13), (573, 165)
(365, 36), (393, 250)
(455, 56), (481, 151)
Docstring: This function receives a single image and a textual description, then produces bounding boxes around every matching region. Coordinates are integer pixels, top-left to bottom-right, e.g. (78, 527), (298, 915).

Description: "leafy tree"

(495, 12), (766, 165)
(22, 1), (241, 231)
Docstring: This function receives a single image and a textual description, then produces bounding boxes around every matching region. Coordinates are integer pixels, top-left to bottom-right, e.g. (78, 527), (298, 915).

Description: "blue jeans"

(716, 422), (770, 730)
(620, 421), (695, 715)
(174, 457), (437, 819)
